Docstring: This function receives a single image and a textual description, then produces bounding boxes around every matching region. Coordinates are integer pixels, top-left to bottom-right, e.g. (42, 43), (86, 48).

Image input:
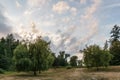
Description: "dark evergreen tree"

(109, 25), (120, 65)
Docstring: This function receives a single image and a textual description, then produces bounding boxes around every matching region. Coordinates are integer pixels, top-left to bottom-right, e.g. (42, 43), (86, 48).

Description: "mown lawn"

(0, 66), (120, 80)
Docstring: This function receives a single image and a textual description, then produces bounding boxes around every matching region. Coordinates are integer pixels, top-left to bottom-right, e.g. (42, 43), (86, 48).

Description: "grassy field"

(0, 66), (120, 80)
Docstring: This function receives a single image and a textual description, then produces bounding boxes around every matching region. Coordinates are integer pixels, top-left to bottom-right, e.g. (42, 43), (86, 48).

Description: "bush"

(66, 66), (72, 69)
(0, 68), (5, 74)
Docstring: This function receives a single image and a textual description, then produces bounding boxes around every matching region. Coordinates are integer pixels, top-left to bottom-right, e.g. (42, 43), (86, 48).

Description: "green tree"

(70, 56), (78, 67)
(109, 25), (120, 65)
(83, 45), (112, 70)
(29, 37), (54, 75)
(110, 25), (120, 42)
(13, 44), (31, 72)
(110, 41), (120, 65)
(53, 51), (70, 67)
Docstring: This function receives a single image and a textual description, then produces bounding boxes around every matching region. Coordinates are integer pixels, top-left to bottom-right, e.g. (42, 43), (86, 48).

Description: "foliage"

(13, 44), (31, 72)
(109, 25), (120, 65)
(0, 35), (19, 71)
(110, 41), (120, 65)
(29, 37), (54, 75)
(52, 51), (70, 67)
(0, 68), (5, 74)
(70, 56), (78, 67)
(83, 44), (112, 70)
(110, 25), (120, 42)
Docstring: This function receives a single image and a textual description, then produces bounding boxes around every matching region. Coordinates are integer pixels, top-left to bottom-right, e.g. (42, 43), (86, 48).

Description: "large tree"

(29, 37), (54, 75)
(13, 37), (54, 75)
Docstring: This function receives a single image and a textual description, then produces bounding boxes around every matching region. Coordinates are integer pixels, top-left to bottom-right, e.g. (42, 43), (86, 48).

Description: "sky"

(0, 0), (120, 58)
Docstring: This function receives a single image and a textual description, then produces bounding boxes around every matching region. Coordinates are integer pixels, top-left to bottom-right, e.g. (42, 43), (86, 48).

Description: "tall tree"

(109, 25), (120, 65)
(29, 37), (54, 75)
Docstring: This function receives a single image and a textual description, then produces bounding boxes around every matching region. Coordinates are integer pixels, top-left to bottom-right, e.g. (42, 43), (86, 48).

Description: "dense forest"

(0, 25), (120, 76)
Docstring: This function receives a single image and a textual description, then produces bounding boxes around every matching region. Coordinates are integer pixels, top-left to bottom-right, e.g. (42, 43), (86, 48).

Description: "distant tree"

(78, 60), (83, 67)
(110, 25), (120, 42)
(70, 56), (78, 67)
(83, 44), (112, 70)
(104, 40), (108, 50)
(52, 51), (70, 67)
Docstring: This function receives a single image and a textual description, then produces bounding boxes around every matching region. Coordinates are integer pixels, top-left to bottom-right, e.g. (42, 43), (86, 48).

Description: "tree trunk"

(33, 71), (37, 76)
(96, 67), (99, 71)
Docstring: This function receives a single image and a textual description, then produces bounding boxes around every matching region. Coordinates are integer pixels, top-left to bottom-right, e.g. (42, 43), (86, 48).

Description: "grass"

(0, 66), (120, 80)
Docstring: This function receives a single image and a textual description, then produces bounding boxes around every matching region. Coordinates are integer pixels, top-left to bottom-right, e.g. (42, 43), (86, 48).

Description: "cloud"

(16, 1), (22, 8)
(80, 0), (86, 4)
(68, 0), (101, 51)
(27, 0), (50, 8)
(52, 1), (70, 14)
(70, 7), (77, 16)
(0, 5), (12, 36)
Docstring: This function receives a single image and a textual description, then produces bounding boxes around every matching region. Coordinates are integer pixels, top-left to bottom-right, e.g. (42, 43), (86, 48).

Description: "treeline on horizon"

(0, 25), (120, 75)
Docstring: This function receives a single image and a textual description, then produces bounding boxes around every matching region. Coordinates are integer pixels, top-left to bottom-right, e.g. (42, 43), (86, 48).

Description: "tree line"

(0, 35), (79, 75)
(0, 25), (120, 75)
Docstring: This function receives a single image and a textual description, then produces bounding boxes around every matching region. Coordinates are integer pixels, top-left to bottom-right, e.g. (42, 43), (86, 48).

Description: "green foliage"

(0, 55), (9, 70)
(0, 68), (5, 74)
(70, 56), (78, 67)
(83, 45), (112, 70)
(13, 44), (32, 72)
(29, 37), (54, 75)
(0, 34), (19, 71)
(52, 51), (70, 67)
(109, 25), (120, 65)
(110, 41), (120, 65)
(110, 25), (120, 42)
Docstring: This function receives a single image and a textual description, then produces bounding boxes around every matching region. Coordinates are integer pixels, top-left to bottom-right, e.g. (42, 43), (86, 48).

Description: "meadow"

(0, 66), (120, 80)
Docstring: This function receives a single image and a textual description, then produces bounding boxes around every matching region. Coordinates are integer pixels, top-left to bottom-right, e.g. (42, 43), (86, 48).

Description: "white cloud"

(68, 0), (101, 51)
(70, 7), (77, 16)
(27, 0), (50, 8)
(80, 0), (86, 4)
(52, 1), (70, 14)
(16, 1), (22, 8)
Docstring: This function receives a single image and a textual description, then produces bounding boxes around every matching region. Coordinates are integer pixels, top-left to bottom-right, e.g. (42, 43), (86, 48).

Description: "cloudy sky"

(0, 0), (120, 57)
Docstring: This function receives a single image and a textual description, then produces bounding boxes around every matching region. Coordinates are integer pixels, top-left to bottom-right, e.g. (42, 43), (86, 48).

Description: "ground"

(0, 66), (120, 80)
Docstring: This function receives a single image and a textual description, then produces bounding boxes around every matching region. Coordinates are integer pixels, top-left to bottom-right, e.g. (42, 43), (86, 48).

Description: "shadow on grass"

(82, 66), (120, 72)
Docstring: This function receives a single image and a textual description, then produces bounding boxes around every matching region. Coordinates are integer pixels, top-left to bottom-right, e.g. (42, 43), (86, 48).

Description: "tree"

(109, 25), (120, 65)
(104, 40), (108, 50)
(13, 44), (32, 72)
(110, 25), (120, 42)
(83, 44), (112, 70)
(110, 41), (120, 65)
(29, 37), (54, 75)
(52, 51), (70, 67)
(78, 60), (82, 67)
(70, 56), (78, 67)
